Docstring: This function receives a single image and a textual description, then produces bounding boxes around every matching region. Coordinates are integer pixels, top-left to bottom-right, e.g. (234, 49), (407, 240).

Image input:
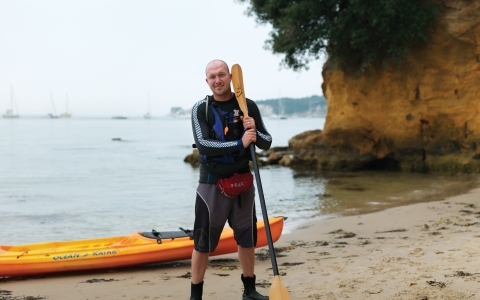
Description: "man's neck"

(214, 92), (233, 102)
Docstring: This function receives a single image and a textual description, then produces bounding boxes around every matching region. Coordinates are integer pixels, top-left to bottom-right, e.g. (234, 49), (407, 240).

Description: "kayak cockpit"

(140, 228), (193, 244)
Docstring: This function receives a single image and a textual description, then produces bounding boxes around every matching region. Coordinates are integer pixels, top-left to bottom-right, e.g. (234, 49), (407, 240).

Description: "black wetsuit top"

(191, 94), (272, 184)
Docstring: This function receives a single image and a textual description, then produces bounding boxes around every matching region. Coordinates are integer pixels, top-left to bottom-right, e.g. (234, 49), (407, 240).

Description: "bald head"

(205, 60), (229, 77)
(205, 59), (232, 101)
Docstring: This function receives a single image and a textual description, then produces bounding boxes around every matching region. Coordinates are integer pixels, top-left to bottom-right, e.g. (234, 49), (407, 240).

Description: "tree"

(236, 0), (439, 71)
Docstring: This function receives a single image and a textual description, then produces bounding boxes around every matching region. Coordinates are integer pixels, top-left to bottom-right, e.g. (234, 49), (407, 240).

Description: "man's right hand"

(242, 129), (257, 148)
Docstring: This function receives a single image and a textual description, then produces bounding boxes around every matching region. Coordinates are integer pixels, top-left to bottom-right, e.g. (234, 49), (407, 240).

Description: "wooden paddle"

(231, 63), (292, 300)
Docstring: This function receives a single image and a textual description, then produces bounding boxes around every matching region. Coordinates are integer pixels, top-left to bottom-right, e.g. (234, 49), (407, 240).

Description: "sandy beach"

(2, 186), (480, 299)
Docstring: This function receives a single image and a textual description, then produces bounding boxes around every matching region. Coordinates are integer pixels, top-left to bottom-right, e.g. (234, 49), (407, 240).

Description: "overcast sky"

(1, 0), (325, 117)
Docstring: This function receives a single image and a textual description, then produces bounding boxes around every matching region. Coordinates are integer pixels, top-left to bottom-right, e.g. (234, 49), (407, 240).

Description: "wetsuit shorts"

(193, 183), (258, 253)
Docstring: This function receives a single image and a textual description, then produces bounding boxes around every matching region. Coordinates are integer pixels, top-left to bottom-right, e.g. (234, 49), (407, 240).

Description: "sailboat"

(144, 91), (152, 119)
(278, 98), (288, 119)
(48, 91), (59, 118)
(59, 93), (72, 118)
(2, 84), (20, 118)
(270, 98), (287, 119)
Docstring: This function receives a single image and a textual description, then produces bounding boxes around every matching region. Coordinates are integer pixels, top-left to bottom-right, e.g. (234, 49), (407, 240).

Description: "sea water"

(1, 116), (478, 245)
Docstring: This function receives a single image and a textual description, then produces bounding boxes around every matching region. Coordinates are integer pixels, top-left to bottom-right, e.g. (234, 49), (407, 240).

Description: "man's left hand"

(241, 116), (255, 131)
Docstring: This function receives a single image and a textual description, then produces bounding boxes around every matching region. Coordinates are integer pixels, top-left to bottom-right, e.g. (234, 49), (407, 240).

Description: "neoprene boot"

(241, 274), (269, 300)
(190, 281), (203, 300)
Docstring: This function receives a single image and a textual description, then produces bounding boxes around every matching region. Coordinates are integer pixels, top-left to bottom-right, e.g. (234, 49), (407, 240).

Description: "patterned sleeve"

(248, 99), (272, 151)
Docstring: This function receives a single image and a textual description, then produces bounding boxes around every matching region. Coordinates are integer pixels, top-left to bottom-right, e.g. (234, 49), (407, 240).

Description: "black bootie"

(241, 274), (269, 300)
(190, 281), (203, 300)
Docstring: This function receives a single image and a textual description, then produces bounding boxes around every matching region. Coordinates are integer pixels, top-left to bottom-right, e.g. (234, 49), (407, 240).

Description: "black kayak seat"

(141, 228), (193, 244)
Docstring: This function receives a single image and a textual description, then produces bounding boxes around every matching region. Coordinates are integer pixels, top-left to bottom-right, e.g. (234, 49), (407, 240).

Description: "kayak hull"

(0, 217), (284, 277)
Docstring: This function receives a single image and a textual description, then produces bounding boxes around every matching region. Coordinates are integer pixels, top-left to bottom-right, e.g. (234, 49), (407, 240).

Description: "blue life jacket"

(203, 103), (246, 164)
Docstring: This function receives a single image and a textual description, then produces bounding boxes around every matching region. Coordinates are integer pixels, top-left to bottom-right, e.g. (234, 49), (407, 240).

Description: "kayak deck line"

(0, 216), (285, 277)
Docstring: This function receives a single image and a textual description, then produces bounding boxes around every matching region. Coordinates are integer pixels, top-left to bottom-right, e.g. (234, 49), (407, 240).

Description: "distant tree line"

(256, 95), (326, 117)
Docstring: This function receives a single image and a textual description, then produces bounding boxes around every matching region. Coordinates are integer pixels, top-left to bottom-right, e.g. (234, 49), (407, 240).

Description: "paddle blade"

(231, 64), (248, 117)
(269, 275), (291, 300)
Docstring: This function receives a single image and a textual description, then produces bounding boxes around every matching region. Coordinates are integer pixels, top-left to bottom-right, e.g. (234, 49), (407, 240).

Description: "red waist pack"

(216, 172), (254, 198)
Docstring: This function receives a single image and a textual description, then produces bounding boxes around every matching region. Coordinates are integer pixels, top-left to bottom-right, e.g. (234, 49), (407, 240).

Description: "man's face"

(205, 61), (232, 100)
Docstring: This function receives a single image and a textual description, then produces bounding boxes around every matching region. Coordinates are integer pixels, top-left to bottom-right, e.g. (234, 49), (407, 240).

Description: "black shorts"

(193, 183), (257, 253)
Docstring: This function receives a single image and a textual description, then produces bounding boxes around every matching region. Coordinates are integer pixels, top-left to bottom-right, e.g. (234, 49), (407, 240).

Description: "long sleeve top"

(191, 94), (272, 184)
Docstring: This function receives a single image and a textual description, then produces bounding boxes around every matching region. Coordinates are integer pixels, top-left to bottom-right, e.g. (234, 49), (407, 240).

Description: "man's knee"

(194, 229), (210, 253)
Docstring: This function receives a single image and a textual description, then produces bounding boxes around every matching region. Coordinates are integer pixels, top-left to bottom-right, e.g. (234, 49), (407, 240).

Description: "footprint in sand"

(408, 248), (425, 257)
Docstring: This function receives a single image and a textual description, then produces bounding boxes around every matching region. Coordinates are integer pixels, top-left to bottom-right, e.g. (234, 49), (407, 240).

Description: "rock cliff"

(291, 0), (480, 173)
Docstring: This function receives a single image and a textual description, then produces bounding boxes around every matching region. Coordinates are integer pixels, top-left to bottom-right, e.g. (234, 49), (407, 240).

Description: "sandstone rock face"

(267, 152), (284, 165)
(293, 0), (480, 173)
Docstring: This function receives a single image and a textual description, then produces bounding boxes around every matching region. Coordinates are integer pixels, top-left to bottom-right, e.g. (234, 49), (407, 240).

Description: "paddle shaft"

(249, 143), (280, 276)
(231, 63), (280, 276)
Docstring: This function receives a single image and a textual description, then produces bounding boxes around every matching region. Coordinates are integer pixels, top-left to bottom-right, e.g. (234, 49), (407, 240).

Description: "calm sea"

(1, 116), (479, 245)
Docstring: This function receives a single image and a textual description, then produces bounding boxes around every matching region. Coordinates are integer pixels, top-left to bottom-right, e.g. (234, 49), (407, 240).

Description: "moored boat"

(0, 216), (285, 277)
(3, 85), (19, 118)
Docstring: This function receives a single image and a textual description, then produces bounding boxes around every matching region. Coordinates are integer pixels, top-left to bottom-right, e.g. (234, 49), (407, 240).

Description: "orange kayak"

(0, 216), (284, 277)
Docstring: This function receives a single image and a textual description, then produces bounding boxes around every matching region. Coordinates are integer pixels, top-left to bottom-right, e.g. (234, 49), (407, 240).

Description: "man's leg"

(190, 184), (233, 299)
(190, 250), (209, 299)
(238, 246), (255, 277)
(238, 247), (268, 299)
(191, 249), (209, 283)
(232, 187), (258, 278)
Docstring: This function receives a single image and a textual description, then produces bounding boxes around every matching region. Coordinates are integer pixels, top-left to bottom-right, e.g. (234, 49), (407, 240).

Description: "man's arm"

(247, 99), (272, 151)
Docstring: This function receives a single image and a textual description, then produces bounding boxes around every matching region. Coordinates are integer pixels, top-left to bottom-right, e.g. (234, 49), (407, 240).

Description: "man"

(190, 60), (272, 300)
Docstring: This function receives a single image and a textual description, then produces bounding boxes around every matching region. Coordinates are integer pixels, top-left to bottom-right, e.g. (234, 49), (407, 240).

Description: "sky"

(0, 0), (325, 117)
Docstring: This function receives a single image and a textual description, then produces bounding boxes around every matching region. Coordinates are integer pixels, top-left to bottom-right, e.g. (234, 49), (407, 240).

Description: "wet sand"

(2, 187), (480, 299)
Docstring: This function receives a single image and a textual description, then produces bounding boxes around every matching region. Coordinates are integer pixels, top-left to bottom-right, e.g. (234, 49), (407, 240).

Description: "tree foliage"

(237, 0), (439, 71)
